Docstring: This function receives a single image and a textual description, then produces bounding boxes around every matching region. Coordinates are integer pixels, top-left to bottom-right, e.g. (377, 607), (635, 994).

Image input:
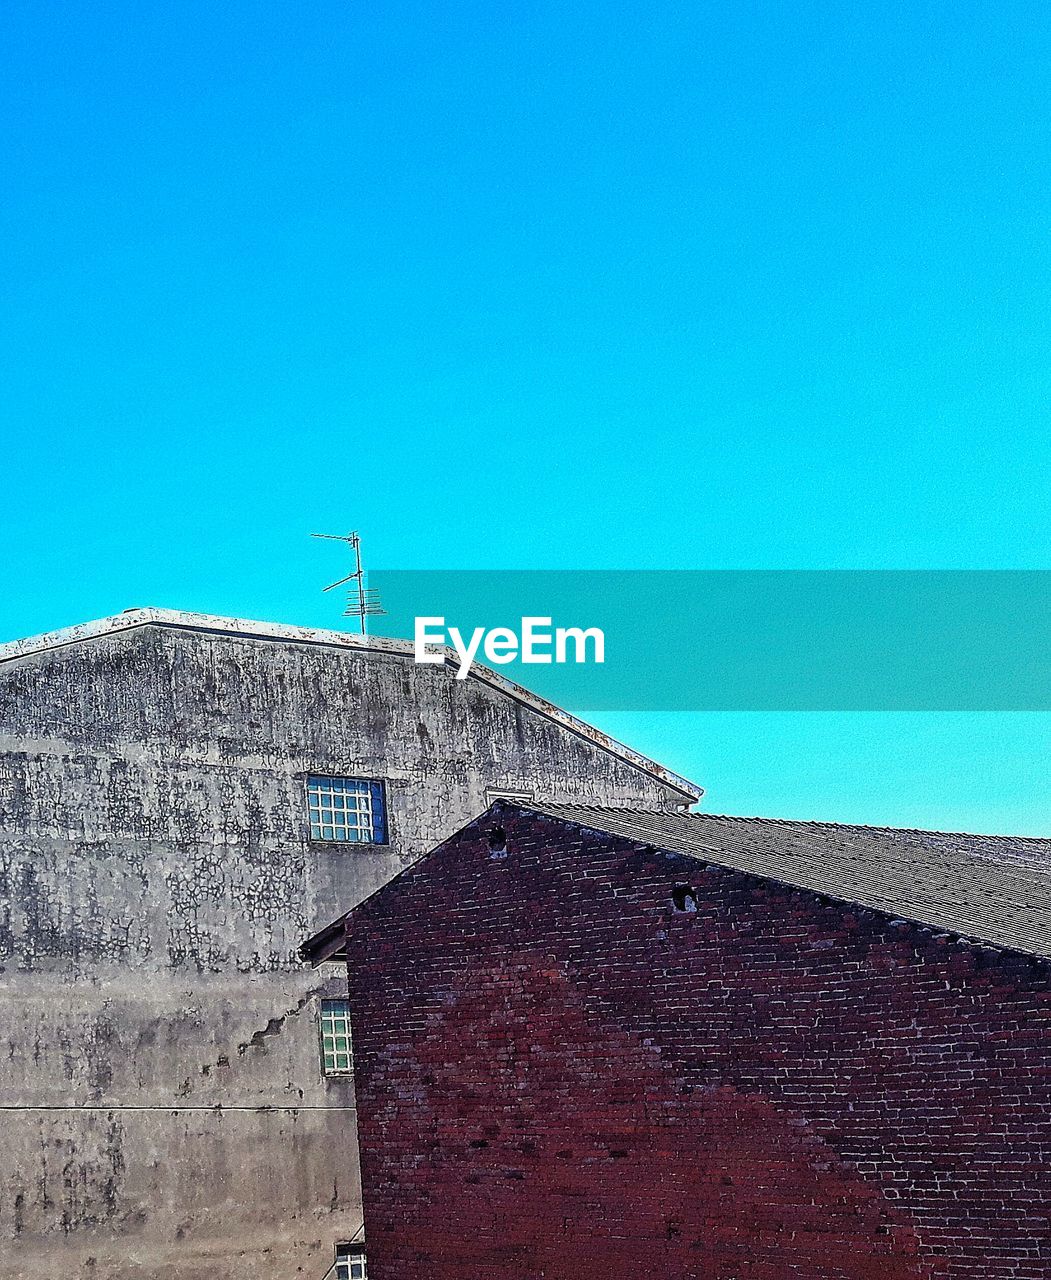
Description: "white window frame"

(334, 1242), (367, 1280)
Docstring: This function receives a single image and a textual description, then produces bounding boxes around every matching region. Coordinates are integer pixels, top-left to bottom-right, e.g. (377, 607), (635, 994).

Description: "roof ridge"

(537, 802), (1050, 844)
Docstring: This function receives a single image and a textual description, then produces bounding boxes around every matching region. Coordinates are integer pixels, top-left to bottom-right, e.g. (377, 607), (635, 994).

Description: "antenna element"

(310, 531), (386, 635)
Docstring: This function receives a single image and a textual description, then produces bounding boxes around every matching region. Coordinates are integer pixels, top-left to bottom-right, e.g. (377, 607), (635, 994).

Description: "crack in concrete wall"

(237, 985), (326, 1058)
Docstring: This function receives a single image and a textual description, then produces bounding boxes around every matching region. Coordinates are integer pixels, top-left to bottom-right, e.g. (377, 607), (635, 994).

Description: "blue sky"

(1, 2), (1048, 832)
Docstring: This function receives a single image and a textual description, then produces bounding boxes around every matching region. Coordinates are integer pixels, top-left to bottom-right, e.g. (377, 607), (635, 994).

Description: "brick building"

(305, 801), (1051, 1280)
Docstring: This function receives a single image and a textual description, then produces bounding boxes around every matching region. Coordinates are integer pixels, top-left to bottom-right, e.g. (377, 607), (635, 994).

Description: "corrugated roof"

(530, 803), (1051, 959)
(0, 608), (701, 801)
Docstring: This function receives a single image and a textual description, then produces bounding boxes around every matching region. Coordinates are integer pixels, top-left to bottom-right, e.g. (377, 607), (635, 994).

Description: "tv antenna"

(310, 531), (386, 635)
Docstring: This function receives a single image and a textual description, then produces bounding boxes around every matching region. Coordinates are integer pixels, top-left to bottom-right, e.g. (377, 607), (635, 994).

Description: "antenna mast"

(310, 531), (386, 635)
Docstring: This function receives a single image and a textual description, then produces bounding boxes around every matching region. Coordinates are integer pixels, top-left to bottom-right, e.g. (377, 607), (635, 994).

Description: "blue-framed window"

(307, 777), (387, 844)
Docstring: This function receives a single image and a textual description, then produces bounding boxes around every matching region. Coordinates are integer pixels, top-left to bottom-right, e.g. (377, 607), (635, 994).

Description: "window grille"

(308, 777), (387, 844)
(320, 999), (353, 1075)
(335, 1243), (367, 1280)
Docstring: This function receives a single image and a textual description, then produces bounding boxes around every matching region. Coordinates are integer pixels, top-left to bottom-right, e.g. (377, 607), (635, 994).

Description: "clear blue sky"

(1, 2), (1048, 832)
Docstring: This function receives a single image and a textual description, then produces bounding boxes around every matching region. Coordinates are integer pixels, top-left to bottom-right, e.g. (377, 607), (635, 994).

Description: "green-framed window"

(320, 998), (353, 1075)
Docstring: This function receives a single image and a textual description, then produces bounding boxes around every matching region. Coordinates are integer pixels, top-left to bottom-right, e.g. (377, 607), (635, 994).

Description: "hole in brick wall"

(671, 884), (698, 913)
(488, 826), (508, 859)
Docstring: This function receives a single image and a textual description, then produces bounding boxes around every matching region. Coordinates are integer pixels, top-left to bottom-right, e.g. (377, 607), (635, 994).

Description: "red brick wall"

(342, 810), (1050, 1280)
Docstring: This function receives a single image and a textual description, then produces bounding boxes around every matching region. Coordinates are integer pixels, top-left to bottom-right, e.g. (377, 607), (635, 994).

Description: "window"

(308, 776), (387, 844)
(335, 1243), (367, 1280)
(320, 999), (354, 1075)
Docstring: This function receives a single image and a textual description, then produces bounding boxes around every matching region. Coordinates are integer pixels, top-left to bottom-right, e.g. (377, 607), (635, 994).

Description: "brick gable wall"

(343, 810), (1050, 1280)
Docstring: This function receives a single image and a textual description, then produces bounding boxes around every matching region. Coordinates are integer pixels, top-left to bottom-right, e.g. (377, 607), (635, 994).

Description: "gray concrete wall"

(0, 621), (687, 1278)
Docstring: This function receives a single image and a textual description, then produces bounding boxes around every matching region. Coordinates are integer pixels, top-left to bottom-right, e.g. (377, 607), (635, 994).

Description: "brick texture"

(342, 810), (1051, 1280)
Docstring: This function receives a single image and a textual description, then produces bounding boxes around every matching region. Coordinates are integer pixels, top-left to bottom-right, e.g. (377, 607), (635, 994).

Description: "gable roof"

(0, 608), (701, 802)
(302, 800), (1051, 964)
(530, 802), (1051, 959)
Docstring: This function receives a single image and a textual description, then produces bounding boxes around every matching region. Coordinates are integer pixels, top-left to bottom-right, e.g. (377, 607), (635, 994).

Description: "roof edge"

(532, 802), (1051, 845)
(301, 800), (1051, 965)
(300, 913), (350, 966)
(0, 609), (702, 801)
(527, 802), (1051, 960)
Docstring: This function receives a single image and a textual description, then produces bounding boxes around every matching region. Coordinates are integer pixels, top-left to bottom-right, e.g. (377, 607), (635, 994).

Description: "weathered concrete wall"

(0, 621), (686, 1279)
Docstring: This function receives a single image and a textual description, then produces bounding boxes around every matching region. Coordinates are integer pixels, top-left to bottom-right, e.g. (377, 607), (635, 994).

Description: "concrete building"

(309, 801), (1051, 1280)
(0, 609), (699, 1280)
